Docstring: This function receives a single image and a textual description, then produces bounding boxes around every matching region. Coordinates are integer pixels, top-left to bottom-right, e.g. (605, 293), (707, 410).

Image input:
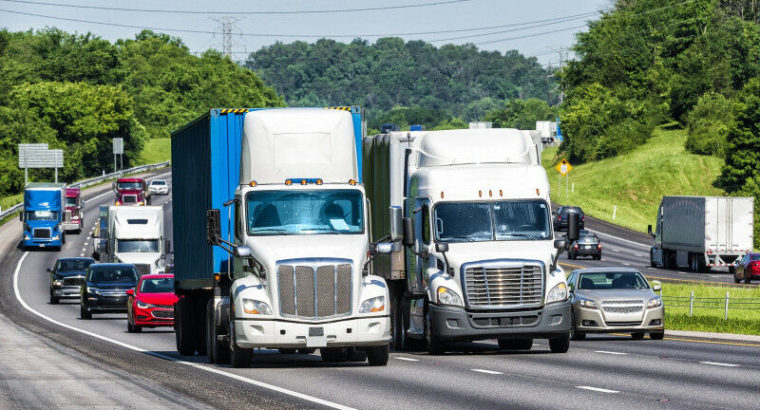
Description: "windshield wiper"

(252, 228), (287, 233)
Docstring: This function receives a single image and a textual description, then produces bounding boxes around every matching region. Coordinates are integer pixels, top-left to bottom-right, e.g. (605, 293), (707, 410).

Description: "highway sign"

(18, 143), (49, 168)
(113, 138), (124, 155)
(555, 159), (572, 176)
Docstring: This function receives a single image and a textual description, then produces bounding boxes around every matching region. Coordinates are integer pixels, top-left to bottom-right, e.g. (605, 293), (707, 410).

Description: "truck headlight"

(53, 280), (62, 287)
(242, 299), (272, 315)
(546, 283), (568, 304)
(578, 298), (598, 309)
(647, 297), (662, 309)
(436, 286), (463, 306)
(359, 296), (385, 313)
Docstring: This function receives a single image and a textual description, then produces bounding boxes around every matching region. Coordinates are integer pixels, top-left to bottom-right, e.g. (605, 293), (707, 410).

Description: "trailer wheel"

(175, 298), (197, 356)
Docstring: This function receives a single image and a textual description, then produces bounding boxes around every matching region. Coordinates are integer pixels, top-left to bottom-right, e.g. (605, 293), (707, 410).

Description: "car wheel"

(425, 307), (446, 355)
(631, 332), (645, 340)
(498, 338), (533, 350)
(569, 311), (585, 340)
(367, 345), (390, 366)
(549, 334), (570, 353)
(745, 276), (751, 285)
(734, 276), (741, 284)
(80, 304), (91, 320)
(320, 348), (347, 363)
(49, 291), (59, 305)
(133, 325), (142, 333)
(127, 321), (134, 333)
(650, 331), (664, 340)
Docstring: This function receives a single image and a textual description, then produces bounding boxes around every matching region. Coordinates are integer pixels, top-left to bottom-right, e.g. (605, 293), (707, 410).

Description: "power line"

(429, 13), (596, 42)
(0, 0), (475, 15)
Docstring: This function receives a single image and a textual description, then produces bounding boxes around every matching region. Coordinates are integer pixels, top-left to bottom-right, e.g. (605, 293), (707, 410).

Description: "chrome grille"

(278, 261), (352, 319)
(122, 195), (138, 204)
(463, 264), (543, 309)
(134, 264), (151, 277)
(62, 277), (85, 286)
(33, 228), (51, 239)
(602, 300), (644, 314)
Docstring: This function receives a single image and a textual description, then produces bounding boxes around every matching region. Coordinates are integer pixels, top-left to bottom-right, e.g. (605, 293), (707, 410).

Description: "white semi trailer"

(648, 196), (754, 272)
(364, 128), (573, 354)
(103, 205), (168, 276)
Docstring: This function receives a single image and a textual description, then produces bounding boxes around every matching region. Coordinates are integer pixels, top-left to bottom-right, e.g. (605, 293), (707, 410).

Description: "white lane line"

(622, 262), (631, 266)
(80, 253), (85, 257)
(394, 357), (419, 362)
(594, 350), (627, 355)
(590, 230), (650, 249)
(12, 251), (355, 410)
(700, 361), (740, 368)
(471, 369), (503, 375)
(576, 386), (619, 394)
(634, 253), (643, 257)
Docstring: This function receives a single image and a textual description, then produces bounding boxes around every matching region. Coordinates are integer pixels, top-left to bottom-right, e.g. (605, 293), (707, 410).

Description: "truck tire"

(650, 249), (656, 267)
(498, 338), (533, 350)
(320, 348), (347, 363)
(424, 308), (446, 355)
(206, 299), (230, 364)
(175, 298), (197, 356)
(391, 296), (404, 350)
(229, 319), (252, 368)
(367, 345), (390, 366)
(346, 347), (367, 362)
(548, 334), (570, 353)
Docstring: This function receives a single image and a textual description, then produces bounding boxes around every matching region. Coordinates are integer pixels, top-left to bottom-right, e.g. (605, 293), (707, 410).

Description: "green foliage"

(368, 106), (453, 131)
(684, 93), (735, 157)
(246, 38), (556, 122)
(430, 117), (468, 130)
(484, 98), (556, 130)
(717, 78), (760, 193)
(561, 0), (760, 163)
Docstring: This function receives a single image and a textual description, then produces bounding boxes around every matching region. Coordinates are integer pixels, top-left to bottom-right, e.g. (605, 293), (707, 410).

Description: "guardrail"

(0, 161), (170, 222)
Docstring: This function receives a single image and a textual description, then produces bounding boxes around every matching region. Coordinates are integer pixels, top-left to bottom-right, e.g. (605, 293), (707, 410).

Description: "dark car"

(553, 206), (585, 231)
(80, 263), (139, 319)
(49, 257), (95, 304)
(567, 230), (602, 260)
(734, 253), (760, 284)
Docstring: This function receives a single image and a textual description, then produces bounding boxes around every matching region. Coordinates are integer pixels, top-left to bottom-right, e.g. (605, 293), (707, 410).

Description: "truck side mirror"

(81, 200), (86, 209)
(165, 239), (171, 254)
(554, 239), (567, 250)
(402, 217), (414, 247)
(19, 211), (23, 222)
(234, 245), (252, 258)
(370, 242), (394, 256)
(647, 224), (654, 237)
(435, 242), (449, 253)
(112, 182), (117, 192)
(567, 213), (580, 242)
(206, 209), (221, 246)
(389, 206), (402, 242)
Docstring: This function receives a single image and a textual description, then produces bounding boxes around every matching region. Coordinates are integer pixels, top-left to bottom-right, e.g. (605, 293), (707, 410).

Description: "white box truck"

(364, 128), (573, 354)
(648, 196), (754, 272)
(103, 205), (168, 276)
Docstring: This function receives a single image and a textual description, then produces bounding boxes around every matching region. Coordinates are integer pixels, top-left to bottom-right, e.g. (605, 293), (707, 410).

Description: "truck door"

(408, 199), (433, 294)
(652, 205), (664, 265)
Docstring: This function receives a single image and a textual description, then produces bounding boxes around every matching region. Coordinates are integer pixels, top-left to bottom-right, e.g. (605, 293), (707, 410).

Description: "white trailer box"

(649, 196), (754, 272)
(106, 205), (166, 276)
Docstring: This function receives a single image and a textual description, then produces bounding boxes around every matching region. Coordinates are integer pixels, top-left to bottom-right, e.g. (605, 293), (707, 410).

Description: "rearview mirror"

(112, 181), (117, 192)
(435, 242), (449, 253)
(47, 268), (52, 273)
(389, 206), (402, 242)
(554, 239), (567, 250)
(206, 209), (221, 246)
(126, 289), (134, 296)
(402, 217), (414, 247)
(81, 200), (86, 209)
(371, 242), (394, 256)
(647, 224), (654, 237)
(234, 245), (252, 258)
(652, 280), (662, 292)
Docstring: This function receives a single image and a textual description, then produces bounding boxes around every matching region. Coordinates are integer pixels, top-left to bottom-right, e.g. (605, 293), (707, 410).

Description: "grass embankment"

(137, 137), (171, 165)
(660, 282), (760, 335)
(543, 127), (724, 232)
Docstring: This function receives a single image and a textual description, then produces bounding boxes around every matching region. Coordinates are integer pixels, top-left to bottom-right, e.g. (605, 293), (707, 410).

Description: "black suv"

(553, 206), (585, 231)
(49, 257), (95, 304)
(80, 263), (138, 319)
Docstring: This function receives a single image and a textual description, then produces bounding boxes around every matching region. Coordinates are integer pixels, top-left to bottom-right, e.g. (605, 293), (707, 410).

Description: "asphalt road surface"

(1, 175), (758, 409)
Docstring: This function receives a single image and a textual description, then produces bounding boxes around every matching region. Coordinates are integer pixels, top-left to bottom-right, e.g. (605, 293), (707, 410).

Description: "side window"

(421, 204), (431, 245)
(235, 202), (243, 242)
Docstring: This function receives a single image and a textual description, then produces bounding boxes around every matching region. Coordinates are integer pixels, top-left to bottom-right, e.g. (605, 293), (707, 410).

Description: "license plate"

(39, 245), (45, 248)
(306, 327), (326, 348)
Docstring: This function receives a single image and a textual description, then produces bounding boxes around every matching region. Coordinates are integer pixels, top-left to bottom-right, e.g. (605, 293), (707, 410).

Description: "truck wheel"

(424, 309), (446, 355)
(321, 348), (348, 363)
(498, 338), (533, 350)
(206, 299), (230, 364)
(650, 250), (656, 267)
(346, 347), (367, 361)
(175, 298), (197, 356)
(548, 334), (570, 353)
(367, 345), (390, 366)
(229, 320), (252, 368)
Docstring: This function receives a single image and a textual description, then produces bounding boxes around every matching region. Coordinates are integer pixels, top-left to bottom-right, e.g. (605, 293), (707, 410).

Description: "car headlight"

(436, 286), (463, 306)
(546, 282), (568, 304)
(86, 287), (100, 295)
(578, 298), (598, 309)
(647, 297), (662, 309)
(137, 301), (153, 309)
(242, 298), (273, 315)
(53, 280), (62, 287)
(359, 296), (385, 313)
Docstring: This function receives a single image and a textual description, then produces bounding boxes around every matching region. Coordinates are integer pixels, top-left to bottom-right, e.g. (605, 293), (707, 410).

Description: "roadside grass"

(543, 127), (724, 232)
(659, 282), (760, 335)
(137, 138), (171, 165)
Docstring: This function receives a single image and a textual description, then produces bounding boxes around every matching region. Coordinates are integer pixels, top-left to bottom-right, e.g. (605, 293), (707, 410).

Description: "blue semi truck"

(21, 183), (66, 250)
(171, 107), (392, 367)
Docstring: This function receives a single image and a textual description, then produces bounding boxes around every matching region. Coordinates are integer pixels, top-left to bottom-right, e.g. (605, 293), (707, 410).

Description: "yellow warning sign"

(555, 159), (572, 176)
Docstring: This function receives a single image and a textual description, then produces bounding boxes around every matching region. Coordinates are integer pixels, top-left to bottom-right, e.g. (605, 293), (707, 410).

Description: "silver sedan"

(566, 267), (664, 340)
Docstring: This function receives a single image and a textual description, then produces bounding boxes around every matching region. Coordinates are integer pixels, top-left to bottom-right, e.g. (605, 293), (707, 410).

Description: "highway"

(0, 172), (759, 409)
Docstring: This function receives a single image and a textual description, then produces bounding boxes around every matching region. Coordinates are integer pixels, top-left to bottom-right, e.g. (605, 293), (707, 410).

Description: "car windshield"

(140, 277), (174, 293)
(150, 181), (166, 186)
(246, 189), (364, 235)
(89, 267), (138, 283)
(117, 239), (159, 253)
(118, 181), (143, 190)
(26, 210), (58, 221)
(578, 272), (649, 290)
(435, 200), (551, 242)
(65, 197), (77, 206)
(578, 231), (598, 241)
(58, 259), (93, 272)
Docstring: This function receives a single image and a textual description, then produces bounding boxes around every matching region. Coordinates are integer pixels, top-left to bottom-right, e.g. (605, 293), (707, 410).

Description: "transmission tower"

(212, 16), (241, 58)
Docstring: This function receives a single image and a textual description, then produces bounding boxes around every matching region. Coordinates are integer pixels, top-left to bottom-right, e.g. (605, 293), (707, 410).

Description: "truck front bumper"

(430, 300), (572, 342)
(23, 238), (62, 248)
(233, 315), (391, 349)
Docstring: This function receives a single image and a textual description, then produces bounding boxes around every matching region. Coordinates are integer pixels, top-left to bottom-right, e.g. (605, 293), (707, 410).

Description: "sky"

(0, 0), (609, 67)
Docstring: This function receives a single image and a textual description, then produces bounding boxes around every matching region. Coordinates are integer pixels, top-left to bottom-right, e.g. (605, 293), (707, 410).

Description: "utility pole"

(212, 17), (241, 59)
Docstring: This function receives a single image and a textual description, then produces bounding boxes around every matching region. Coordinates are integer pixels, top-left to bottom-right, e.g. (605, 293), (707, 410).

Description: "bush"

(717, 78), (760, 193)
(684, 93), (734, 157)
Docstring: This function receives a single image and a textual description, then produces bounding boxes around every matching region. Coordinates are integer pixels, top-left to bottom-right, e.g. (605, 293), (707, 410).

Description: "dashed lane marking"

(394, 357), (420, 362)
(576, 386), (619, 394)
(700, 361), (740, 368)
(471, 369), (503, 375)
(595, 351), (627, 355)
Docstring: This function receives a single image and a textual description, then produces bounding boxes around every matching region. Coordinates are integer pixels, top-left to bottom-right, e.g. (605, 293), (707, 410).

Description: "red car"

(126, 274), (178, 332)
(734, 253), (760, 284)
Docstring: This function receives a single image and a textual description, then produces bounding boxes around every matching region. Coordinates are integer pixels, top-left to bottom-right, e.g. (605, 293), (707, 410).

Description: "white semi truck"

(364, 128), (574, 354)
(172, 107), (392, 368)
(648, 196), (754, 272)
(102, 205), (168, 276)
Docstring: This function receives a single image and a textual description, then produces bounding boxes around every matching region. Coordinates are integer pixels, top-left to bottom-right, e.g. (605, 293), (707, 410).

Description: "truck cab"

(21, 183), (66, 250)
(113, 177), (150, 206)
(62, 187), (84, 233)
(104, 206), (167, 276)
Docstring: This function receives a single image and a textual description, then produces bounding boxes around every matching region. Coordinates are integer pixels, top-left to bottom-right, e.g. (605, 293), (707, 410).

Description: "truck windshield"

(118, 182), (143, 190)
(246, 189), (364, 235)
(117, 239), (160, 253)
(434, 200), (551, 242)
(26, 210), (58, 221)
(65, 197), (77, 206)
